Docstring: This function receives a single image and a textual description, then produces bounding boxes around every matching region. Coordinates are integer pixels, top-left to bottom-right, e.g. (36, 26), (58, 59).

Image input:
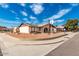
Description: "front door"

(44, 28), (49, 33)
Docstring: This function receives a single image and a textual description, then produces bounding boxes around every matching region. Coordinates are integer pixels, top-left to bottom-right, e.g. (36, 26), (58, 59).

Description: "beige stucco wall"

(13, 27), (17, 33)
(19, 26), (30, 33)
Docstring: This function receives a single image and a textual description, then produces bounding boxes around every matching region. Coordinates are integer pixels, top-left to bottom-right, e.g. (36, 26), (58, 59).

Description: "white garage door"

(19, 26), (30, 33)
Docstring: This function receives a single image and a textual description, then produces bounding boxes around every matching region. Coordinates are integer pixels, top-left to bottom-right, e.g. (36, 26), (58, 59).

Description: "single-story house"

(13, 23), (56, 34)
(0, 26), (9, 31)
(56, 25), (64, 32)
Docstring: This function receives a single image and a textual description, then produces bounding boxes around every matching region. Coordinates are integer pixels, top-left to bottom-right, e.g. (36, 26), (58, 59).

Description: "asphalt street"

(46, 33), (79, 56)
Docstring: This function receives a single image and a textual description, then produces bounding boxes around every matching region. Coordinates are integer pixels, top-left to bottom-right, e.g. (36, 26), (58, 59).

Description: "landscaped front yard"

(7, 32), (67, 40)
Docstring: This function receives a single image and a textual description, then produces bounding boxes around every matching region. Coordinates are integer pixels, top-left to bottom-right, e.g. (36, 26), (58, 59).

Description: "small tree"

(64, 19), (79, 31)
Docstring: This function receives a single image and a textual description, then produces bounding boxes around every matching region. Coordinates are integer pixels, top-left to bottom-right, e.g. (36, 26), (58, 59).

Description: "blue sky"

(0, 3), (79, 28)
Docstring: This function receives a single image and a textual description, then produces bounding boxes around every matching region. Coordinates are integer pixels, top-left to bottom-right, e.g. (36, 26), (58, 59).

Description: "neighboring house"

(13, 23), (56, 34)
(56, 25), (64, 32)
(0, 26), (8, 31)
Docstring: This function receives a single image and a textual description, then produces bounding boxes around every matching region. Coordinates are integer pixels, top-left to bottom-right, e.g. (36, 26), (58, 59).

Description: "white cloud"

(22, 18), (28, 21)
(0, 3), (9, 8)
(10, 10), (17, 14)
(30, 16), (37, 20)
(26, 21), (31, 24)
(49, 19), (64, 24)
(49, 8), (72, 20)
(16, 17), (20, 20)
(55, 19), (64, 23)
(71, 3), (79, 6)
(21, 11), (28, 16)
(30, 3), (44, 14)
(43, 8), (72, 24)
(10, 10), (21, 20)
(22, 18), (31, 24)
(20, 3), (26, 7)
(0, 18), (20, 24)
(29, 16), (39, 24)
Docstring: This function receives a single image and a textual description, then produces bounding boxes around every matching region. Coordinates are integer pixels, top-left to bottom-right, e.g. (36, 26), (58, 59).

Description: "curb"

(20, 34), (67, 41)
(16, 40), (64, 46)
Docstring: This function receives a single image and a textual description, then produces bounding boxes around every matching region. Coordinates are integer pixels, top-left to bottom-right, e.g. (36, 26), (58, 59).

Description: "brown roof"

(38, 23), (56, 27)
(18, 23), (31, 27)
(18, 23), (56, 28)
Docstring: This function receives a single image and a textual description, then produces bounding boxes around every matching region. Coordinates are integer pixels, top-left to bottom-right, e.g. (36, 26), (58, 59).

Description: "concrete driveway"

(0, 32), (78, 56)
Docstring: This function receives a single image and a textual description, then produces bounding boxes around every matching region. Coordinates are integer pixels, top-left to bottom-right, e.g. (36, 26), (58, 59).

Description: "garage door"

(19, 26), (30, 33)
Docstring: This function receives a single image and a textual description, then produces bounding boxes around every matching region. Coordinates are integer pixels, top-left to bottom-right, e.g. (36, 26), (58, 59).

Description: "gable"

(40, 24), (55, 28)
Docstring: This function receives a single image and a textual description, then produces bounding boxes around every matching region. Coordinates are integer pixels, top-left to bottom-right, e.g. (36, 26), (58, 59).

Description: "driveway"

(0, 32), (78, 56)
